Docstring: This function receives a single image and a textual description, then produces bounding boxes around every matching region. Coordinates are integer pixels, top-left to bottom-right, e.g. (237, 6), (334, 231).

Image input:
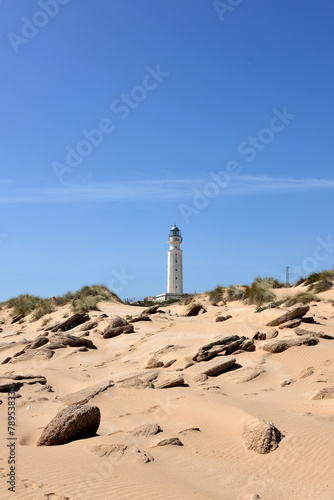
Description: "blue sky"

(0, 0), (333, 302)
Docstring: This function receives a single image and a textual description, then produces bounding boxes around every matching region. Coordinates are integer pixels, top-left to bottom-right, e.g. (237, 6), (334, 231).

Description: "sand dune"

(1, 291), (334, 499)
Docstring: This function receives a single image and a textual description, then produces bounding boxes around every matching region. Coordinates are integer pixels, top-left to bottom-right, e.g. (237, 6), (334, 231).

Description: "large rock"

(51, 313), (90, 332)
(9, 347), (55, 363)
(80, 320), (98, 331)
(312, 387), (334, 400)
(242, 419), (283, 454)
(155, 438), (183, 447)
(11, 314), (24, 324)
(200, 356), (236, 377)
(185, 304), (203, 317)
(261, 335), (319, 353)
(37, 404), (100, 446)
(103, 318), (134, 338)
(142, 305), (160, 315)
(266, 305), (309, 327)
(128, 315), (152, 323)
(278, 319), (302, 329)
(154, 375), (184, 389)
(29, 335), (50, 349)
(47, 333), (97, 349)
(59, 380), (114, 405)
(130, 424), (162, 436)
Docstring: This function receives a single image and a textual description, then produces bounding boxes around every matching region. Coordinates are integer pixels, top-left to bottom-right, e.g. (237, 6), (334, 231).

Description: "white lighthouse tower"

(155, 225), (193, 302)
(167, 225), (183, 294)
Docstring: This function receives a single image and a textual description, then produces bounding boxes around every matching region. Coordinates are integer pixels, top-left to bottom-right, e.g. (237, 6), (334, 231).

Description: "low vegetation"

(209, 286), (225, 305)
(226, 285), (245, 301)
(244, 278), (277, 306)
(284, 291), (320, 306)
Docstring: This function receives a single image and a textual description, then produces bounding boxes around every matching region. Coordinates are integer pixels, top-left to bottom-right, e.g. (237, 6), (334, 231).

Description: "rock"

(301, 317), (316, 324)
(29, 335), (50, 349)
(11, 314), (24, 324)
(253, 331), (267, 341)
(128, 315), (152, 323)
(266, 305), (309, 327)
(130, 424), (162, 437)
(51, 313), (90, 332)
(163, 359), (176, 368)
(120, 378), (154, 389)
(185, 304), (203, 317)
(60, 380), (114, 405)
(155, 437), (183, 447)
(294, 328), (334, 340)
(134, 449), (154, 464)
(266, 330), (279, 340)
(193, 335), (240, 362)
(312, 387), (334, 400)
(299, 367), (314, 378)
(89, 444), (127, 457)
(98, 313), (108, 319)
(278, 319), (302, 329)
(0, 381), (24, 392)
(80, 321), (98, 331)
(47, 333), (97, 349)
(242, 419), (284, 454)
(178, 428), (200, 434)
(193, 374), (208, 383)
(37, 404), (101, 446)
(1, 357), (11, 365)
(44, 321), (60, 331)
(154, 375), (184, 389)
(261, 336), (319, 353)
(142, 305), (160, 315)
(215, 315), (232, 322)
(230, 366), (264, 383)
(154, 345), (183, 356)
(146, 357), (164, 369)
(103, 320), (134, 338)
(9, 347), (55, 363)
(200, 356), (236, 377)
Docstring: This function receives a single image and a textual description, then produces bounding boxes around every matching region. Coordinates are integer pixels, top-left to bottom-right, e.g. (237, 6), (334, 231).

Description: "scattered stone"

(37, 404), (101, 446)
(0, 381), (24, 392)
(98, 313), (108, 319)
(9, 347), (55, 363)
(301, 317), (316, 324)
(230, 366), (264, 383)
(80, 321), (98, 331)
(142, 305), (159, 315)
(193, 374), (208, 383)
(261, 336), (319, 353)
(253, 332), (267, 341)
(154, 375), (184, 389)
(60, 380), (114, 405)
(281, 380), (292, 387)
(163, 359), (176, 368)
(278, 319), (302, 329)
(103, 318), (134, 338)
(11, 314), (25, 324)
(120, 378), (154, 389)
(266, 305), (309, 327)
(200, 356), (236, 377)
(294, 328), (334, 340)
(184, 362), (194, 369)
(312, 387), (334, 400)
(185, 304), (203, 317)
(155, 437), (183, 447)
(51, 313), (90, 332)
(128, 315), (152, 323)
(29, 335), (50, 349)
(178, 428), (200, 434)
(47, 333), (97, 349)
(1, 357), (11, 365)
(130, 424), (162, 437)
(89, 444), (127, 457)
(266, 330), (279, 340)
(242, 419), (284, 454)
(215, 315), (232, 322)
(299, 367), (314, 378)
(154, 345), (183, 356)
(146, 357), (164, 369)
(134, 449), (154, 464)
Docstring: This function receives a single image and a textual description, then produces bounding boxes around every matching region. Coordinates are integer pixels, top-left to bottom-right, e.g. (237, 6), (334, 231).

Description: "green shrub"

(227, 285), (245, 301)
(294, 276), (306, 286)
(254, 276), (285, 288)
(285, 292), (320, 306)
(11, 294), (42, 317)
(32, 300), (56, 321)
(209, 286), (225, 305)
(244, 281), (276, 306)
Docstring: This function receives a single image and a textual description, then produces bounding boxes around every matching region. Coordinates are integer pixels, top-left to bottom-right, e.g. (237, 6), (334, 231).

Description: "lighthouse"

(154, 225), (193, 302)
(167, 225), (183, 294)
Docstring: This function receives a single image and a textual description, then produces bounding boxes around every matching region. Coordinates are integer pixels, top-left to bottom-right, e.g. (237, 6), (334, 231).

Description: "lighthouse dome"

(168, 225), (182, 242)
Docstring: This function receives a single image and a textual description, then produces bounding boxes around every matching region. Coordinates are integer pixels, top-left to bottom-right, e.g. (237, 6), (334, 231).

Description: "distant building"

(155, 225), (194, 302)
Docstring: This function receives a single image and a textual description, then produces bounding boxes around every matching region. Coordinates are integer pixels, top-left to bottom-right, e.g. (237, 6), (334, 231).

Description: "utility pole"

(286, 266), (290, 286)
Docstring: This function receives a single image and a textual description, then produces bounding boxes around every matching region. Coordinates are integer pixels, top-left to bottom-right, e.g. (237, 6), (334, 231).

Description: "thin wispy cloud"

(1, 176), (334, 204)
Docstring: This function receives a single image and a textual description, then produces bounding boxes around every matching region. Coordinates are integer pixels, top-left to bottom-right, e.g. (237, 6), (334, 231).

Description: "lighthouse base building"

(154, 225), (194, 302)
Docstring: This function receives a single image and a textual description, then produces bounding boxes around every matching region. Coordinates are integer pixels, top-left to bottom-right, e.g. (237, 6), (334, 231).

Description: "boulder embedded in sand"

(215, 315), (232, 322)
(261, 336), (319, 353)
(103, 318), (134, 338)
(47, 333), (97, 349)
(60, 380), (114, 405)
(242, 419), (284, 454)
(266, 305), (309, 327)
(37, 404), (101, 446)
(128, 315), (152, 323)
(155, 437), (183, 447)
(51, 313), (90, 332)
(200, 356), (236, 377)
(29, 335), (49, 349)
(9, 347), (55, 363)
(80, 320), (98, 331)
(130, 424), (162, 436)
(11, 314), (25, 324)
(154, 375), (184, 389)
(185, 304), (203, 317)
(278, 319), (302, 329)
(312, 387), (334, 400)
(142, 305), (160, 315)
(146, 357), (164, 369)
(294, 327), (334, 340)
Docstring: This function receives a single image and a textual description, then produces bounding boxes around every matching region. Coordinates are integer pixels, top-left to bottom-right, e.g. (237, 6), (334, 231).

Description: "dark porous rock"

(215, 315), (232, 322)
(312, 386), (334, 400)
(11, 314), (25, 324)
(266, 305), (310, 327)
(154, 375), (184, 389)
(29, 335), (50, 350)
(60, 380), (114, 405)
(185, 304), (203, 317)
(278, 319), (302, 329)
(130, 424), (162, 437)
(294, 327), (334, 340)
(142, 305), (160, 315)
(47, 333), (97, 349)
(155, 437), (183, 447)
(242, 419), (284, 454)
(261, 336), (319, 353)
(51, 313), (90, 332)
(37, 404), (101, 446)
(80, 321), (98, 331)
(128, 315), (152, 323)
